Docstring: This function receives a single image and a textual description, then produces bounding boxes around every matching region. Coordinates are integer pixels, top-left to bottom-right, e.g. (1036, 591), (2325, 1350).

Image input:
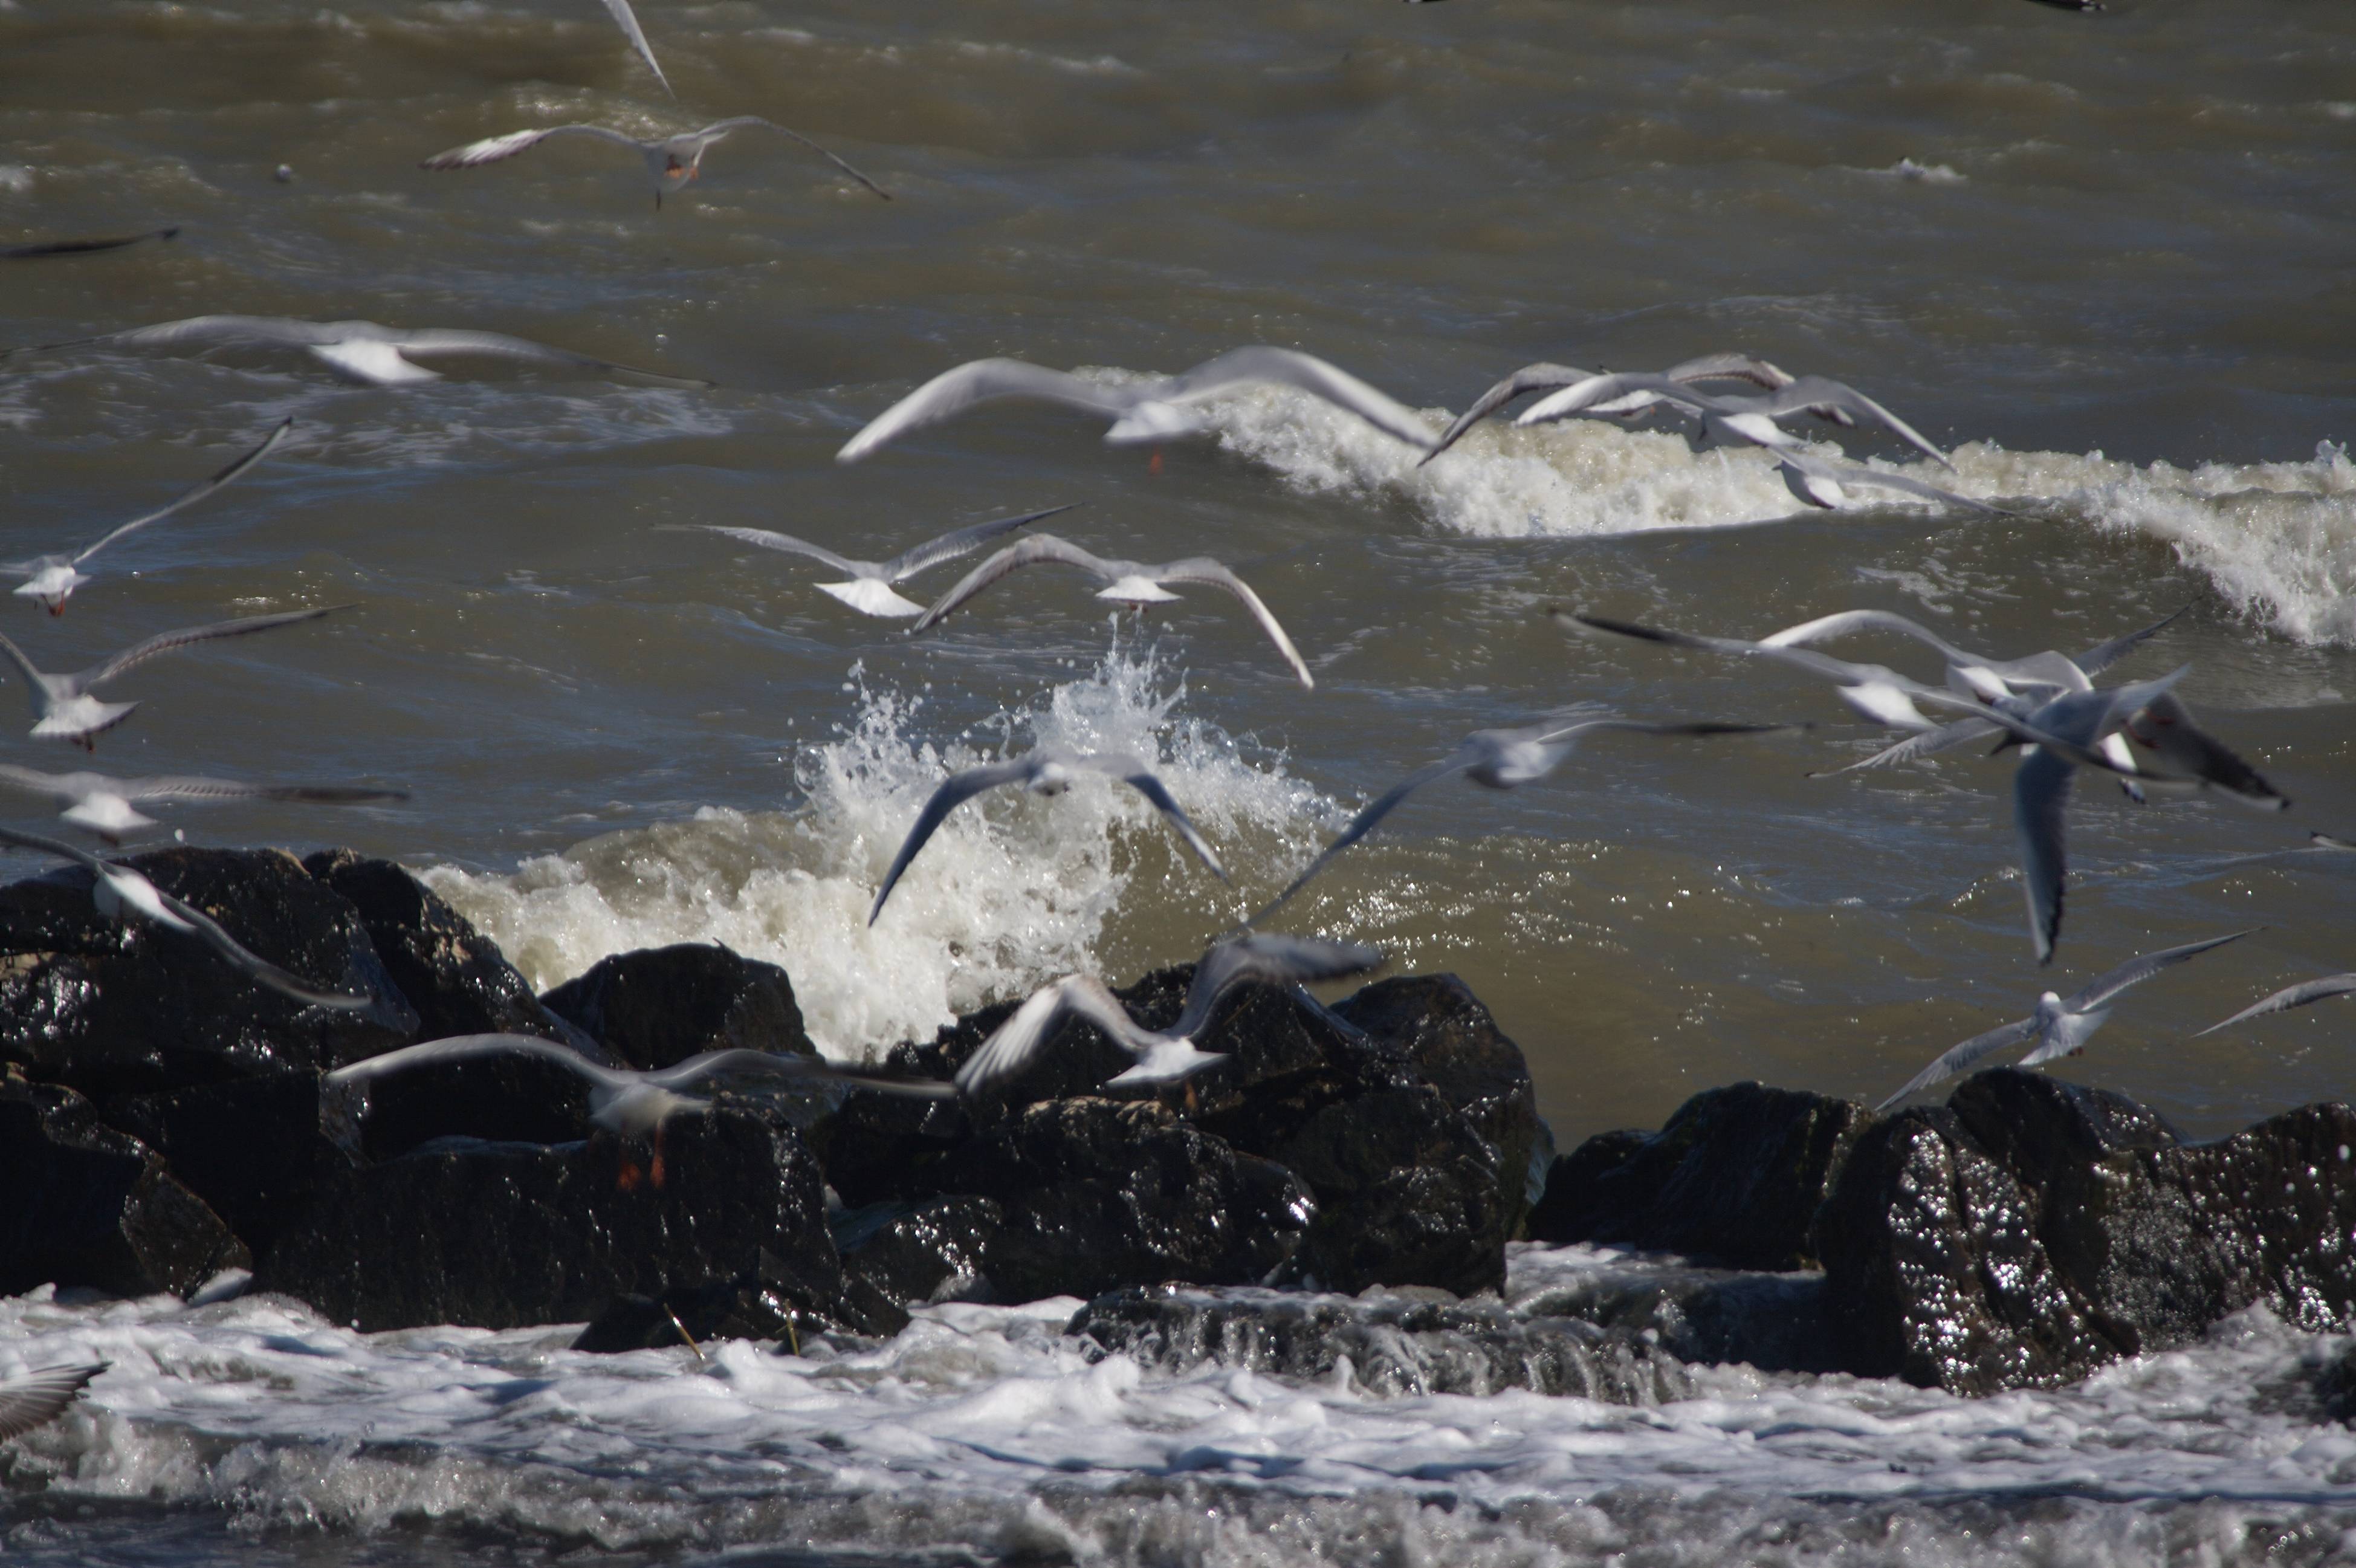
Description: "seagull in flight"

(0, 419), (293, 616)
(328, 1033), (948, 1187)
(2194, 972), (2356, 1037)
(836, 347), (1435, 464)
(1877, 930), (2254, 1110)
(675, 504), (1075, 618)
(1423, 351), (1808, 464)
(422, 117), (890, 206)
(0, 1364), (106, 1441)
(0, 824), (406, 1021)
(953, 934), (1385, 1100)
(2, 316), (710, 390)
(1513, 369), (1952, 469)
(1249, 713), (1790, 924)
(0, 763), (406, 844)
(913, 534), (1316, 690)
(0, 604), (348, 749)
(867, 748), (1226, 925)
(595, 0), (673, 96)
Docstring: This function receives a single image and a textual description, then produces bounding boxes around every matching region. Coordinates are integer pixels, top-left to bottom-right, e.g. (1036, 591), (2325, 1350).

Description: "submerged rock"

(542, 943), (815, 1071)
(1510, 1245), (1844, 1375)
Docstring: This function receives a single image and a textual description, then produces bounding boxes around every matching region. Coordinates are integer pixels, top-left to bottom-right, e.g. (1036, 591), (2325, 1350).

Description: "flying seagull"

(954, 934), (1385, 1100)
(0, 763), (406, 844)
(2193, 973), (2356, 1037)
(2, 316), (710, 390)
(674, 504), (1075, 618)
(2, 227), (180, 260)
(422, 117), (890, 206)
(867, 748), (1226, 925)
(596, 0), (673, 96)
(0, 824), (404, 1020)
(913, 534), (1316, 690)
(1513, 369), (1952, 468)
(1, 418), (293, 616)
(836, 347), (1435, 464)
(1877, 930), (2254, 1110)
(1249, 714), (1789, 925)
(1422, 351), (1810, 465)
(328, 1034), (948, 1187)
(0, 1364), (106, 1441)
(0, 604), (349, 749)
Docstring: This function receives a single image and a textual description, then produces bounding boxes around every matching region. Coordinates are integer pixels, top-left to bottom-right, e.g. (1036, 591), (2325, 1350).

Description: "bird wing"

(837, 360), (1137, 464)
(1875, 1017), (2042, 1112)
(0, 1363), (106, 1441)
(0, 627), (59, 711)
(1808, 718), (2002, 777)
(1161, 346), (1434, 450)
(76, 605), (345, 690)
(691, 117), (891, 199)
(419, 125), (646, 170)
(1518, 371), (1722, 427)
(1766, 377), (1951, 467)
(2013, 745), (2077, 965)
(0, 821), (107, 873)
(1563, 609), (1924, 696)
(1247, 753), (1477, 925)
(1523, 717), (1793, 753)
(648, 1048), (957, 1098)
(908, 534), (1113, 631)
(1075, 754), (1228, 881)
(1756, 607), (1976, 663)
(598, 0), (673, 94)
(381, 328), (710, 389)
(687, 525), (865, 576)
(74, 418), (294, 566)
(953, 976), (1134, 1097)
(2, 227), (177, 260)
(1153, 558), (1315, 690)
(151, 886), (378, 1011)
(1173, 933), (1386, 1041)
(866, 759), (1040, 925)
(2118, 692), (2288, 810)
(2074, 606), (2187, 676)
(2069, 928), (2256, 1012)
(2195, 974), (2356, 1037)
(882, 504), (1079, 581)
(0, 764), (74, 804)
(1662, 351), (1798, 391)
(327, 1033), (623, 1089)
(113, 776), (406, 806)
(1422, 362), (1597, 464)
(1776, 451), (2001, 513)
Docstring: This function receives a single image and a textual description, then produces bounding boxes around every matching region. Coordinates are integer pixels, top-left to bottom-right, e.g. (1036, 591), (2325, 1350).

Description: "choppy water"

(3, 0), (2355, 1558)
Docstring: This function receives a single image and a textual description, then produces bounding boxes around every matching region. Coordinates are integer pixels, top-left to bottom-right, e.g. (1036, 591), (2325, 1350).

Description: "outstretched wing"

(646, 1048), (954, 1098)
(419, 125), (646, 170)
(2014, 747), (2076, 965)
(2196, 973), (2356, 1037)
(1762, 377), (1950, 467)
(1757, 607), (1977, 664)
(0, 1363), (106, 1441)
(76, 605), (346, 689)
(1660, 351), (1798, 392)
(1163, 346), (1435, 452)
(1809, 718), (2001, 777)
(2074, 606), (2187, 676)
(1154, 558), (1315, 690)
(1778, 452), (2002, 514)
(953, 976), (1141, 1098)
(837, 361), (1136, 464)
(385, 328), (710, 389)
(153, 886), (382, 1012)
(0, 820), (108, 873)
(694, 117), (892, 200)
(882, 504), (1079, 582)
(2, 228), (177, 260)
(867, 759), (1040, 924)
(687, 525), (864, 577)
(2069, 929), (2256, 1012)
(1246, 753), (1477, 925)
(598, 0), (673, 94)
(1076, 754), (1228, 881)
(909, 534), (1115, 632)
(4, 315), (336, 363)
(1518, 371), (1721, 428)
(1173, 933), (1386, 1041)
(74, 418), (294, 566)
(116, 776), (406, 807)
(1875, 1017), (2040, 1112)
(328, 1033), (623, 1089)
(1422, 362), (1596, 465)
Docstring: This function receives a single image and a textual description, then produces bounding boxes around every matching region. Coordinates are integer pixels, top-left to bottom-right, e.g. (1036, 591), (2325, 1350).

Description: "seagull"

(673, 504), (1075, 618)
(913, 534), (1316, 690)
(0, 1363), (106, 1441)
(1514, 370), (1952, 468)
(422, 117), (890, 206)
(595, 0), (672, 96)
(2195, 973), (2356, 1036)
(2, 227), (179, 260)
(1422, 351), (1808, 465)
(1248, 714), (1790, 924)
(327, 1034), (948, 1187)
(0, 764), (406, 844)
(1877, 930), (2254, 1110)
(0, 824), (403, 1020)
(0, 418), (293, 615)
(0, 604), (348, 749)
(2317, 833), (2355, 852)
(953, 934), (1385, 1100)
(868, 749), (1226, 925)
(835, 347), (1435, 465)
(2, 316), (710, 390)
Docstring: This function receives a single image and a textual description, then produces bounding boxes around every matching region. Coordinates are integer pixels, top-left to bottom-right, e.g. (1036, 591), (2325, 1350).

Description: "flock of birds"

(0, 0), (2341, 1429)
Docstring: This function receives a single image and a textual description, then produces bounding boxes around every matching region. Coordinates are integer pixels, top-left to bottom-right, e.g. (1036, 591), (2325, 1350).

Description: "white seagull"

(1, 419), (293, 616)
(1877, 930), (2254, 1110)
(596, 0), (673, 96)
(422, 117), (890, 206)
(868, 748), (1226, 925)
(1250, 714), (1788, 924)
(2193, 973), (2356, 1037)
(2, 316), (710, 390)
(676, 504), (1075, 618)
(0, 824), (399, 1018)
(913, 534), (1316, 690)
(835, 346), (1435, 464)
(954, 934), (1385, 1100)
(1423, 351), (1808, 464)
(0, 1363), (106, 1442)
(1514, 369), (1951, 468)
(0, 604), (348, 749)
(0, 764), (406, 844)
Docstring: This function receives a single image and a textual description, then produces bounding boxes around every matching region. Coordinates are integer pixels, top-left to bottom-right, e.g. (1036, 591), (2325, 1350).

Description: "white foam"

(424, 637), (1331, 1061)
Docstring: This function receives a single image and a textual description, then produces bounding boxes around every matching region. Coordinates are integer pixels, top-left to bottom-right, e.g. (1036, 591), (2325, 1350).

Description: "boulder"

(834, 1194), (1004, 1311)
(540, 944), (814, 1071)
(574, 1243), (908, 1352)
(1510, 1246), (1844, 1374)
(1069, 1283), (1694, 1402)
(0, 1077), (247, 1298)
(1530, 1083), (1871, 1270)
(0, 847), (414, 1100)
(334, 1047), (597, 1164)
(97, 1072), (355, 1257)
(255, 1101), (861, 1334)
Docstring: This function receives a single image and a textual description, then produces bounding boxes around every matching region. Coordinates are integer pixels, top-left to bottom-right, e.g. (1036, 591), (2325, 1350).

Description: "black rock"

(338, 1046), (598, 1163)
(574, 1243), (907, 1352)
(256, 1101), (860, 1333)
(97, 1072), (356, 1257)
(835, 1194), (1005, 1311)
(0, 847), (414, 1100)
(541, 943), (814, 1072)
(1070, 1283), (1694, 1402)
(1530, 1082), (1870, 1270)
(0, 1077), (248, 1298)
(1512, 1248), (1845, 1374)
(303, 850), (584, 1048)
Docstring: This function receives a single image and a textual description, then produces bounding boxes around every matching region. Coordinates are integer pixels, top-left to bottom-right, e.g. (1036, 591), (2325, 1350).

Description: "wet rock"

(541, 943), (814, 1071)
(336, 1046), (597, 1164)
(835, 1194), (1004, 1311)
(256, 1102), (860, 1334)
(303, 850), (584, 1048)
(0, 1077), (248, 1298)
(97, 1072), (355, 1257)
(1511, 1246), (1845, 1374)
(1530, 1083), (1870, 1270)
(0, 847), (413, 1100)
(1069, 1283), (1694, 1402)
(574, 1243), (907, 1352)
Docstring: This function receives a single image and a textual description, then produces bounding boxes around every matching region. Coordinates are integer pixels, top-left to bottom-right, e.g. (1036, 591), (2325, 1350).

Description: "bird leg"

(1148, 449), (1164, 476)
(666, 1307), (707, 1365)
(650, 1121), (669, 1189)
